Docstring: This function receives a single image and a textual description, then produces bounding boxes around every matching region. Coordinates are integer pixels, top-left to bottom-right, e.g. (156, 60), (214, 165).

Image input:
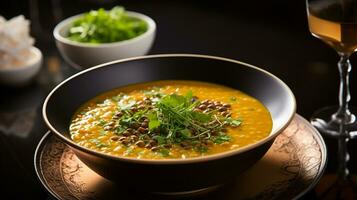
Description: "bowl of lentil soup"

(42, 54), (296, 193)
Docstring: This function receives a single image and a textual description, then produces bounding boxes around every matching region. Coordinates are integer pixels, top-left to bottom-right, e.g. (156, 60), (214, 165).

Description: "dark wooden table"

(0, 0), (356, 199)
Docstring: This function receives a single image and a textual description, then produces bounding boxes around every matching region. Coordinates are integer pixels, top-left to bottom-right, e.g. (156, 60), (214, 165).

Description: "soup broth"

(70, 81), (272, 159)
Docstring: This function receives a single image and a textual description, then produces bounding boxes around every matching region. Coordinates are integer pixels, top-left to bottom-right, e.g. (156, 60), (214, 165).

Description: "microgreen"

(158, 148), (170, 157)
(152, 135), (166, 145)
(89, 138), (108, 148)
(226, 118), (242, 127)
(213, 135), (231, 144)
(115, 126), (126, 135)
(109, 89), (242, 154)
(195, 145), (208, 153)
(100, 130), (108, 136)
(124, 147), (134, 156)
(98, 119), (107, 126)
(147, 112), (161, 130)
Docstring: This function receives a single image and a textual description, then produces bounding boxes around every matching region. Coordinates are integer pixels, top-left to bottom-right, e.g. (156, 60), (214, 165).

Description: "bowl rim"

(42, 54), (297, 164)
(53, 11), (156, 48)
(0, 46), (42, 72)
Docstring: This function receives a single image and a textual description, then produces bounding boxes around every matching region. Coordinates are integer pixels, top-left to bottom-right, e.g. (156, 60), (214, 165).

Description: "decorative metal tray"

(35, 115), (326, 200)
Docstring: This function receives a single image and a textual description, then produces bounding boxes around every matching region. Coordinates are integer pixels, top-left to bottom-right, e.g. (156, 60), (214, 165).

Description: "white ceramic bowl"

(0, 46), (42, 86)
(53, 11), (156, 69)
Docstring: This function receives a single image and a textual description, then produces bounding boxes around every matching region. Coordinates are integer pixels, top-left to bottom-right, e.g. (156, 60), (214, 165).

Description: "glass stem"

(335, 54), (351, 182)
(334, 55), (352, 124)
(337, 127), (350, 181)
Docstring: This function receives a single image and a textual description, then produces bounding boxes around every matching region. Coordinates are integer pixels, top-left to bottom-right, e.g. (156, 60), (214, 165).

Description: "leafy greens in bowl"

(67, 7), (148, 44)
(53, 6), (156, 68)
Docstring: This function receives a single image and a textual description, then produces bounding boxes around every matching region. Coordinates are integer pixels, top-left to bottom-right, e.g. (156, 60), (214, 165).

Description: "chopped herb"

(230, 96), (237, 101)
(118, 99), (136, 110)
(100, 130), (108, 136)
(143, 87), (162, 97)
(96, 143), (108, 148)
(89, 138), (99, 143)
(111, 95), (122, 102)
(195, 145), (208, 153)
(152, 135), (166, 145)
(180, 129), (192, 138)
(158, 148), (170, 157)
(191, 111), (212, 123)
(98, 119), (107, 126)
(67, 6), (148, 44)
(89, 138), (108, 148)
(124, 147), (134, 156)
(105, 90), (242, 154)
(226, 118), (242, 127)
(115, 126), (126, 135)
(213, 135), (231, 144)
(147, 112), (161, 130)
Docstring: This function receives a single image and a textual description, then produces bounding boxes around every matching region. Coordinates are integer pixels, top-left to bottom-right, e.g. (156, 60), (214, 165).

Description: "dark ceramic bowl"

(42, 54), (296, 193)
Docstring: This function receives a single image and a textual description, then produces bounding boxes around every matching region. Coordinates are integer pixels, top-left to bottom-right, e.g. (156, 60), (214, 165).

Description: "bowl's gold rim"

(42, 54), (297, 164)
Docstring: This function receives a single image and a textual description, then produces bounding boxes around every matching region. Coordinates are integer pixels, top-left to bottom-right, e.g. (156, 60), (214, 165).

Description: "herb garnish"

(105, 89), (242, 156)
(89, 138), (108, 148)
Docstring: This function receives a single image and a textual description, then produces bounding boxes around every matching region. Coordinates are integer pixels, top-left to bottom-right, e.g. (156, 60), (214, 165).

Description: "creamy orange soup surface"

(70, 81), (272, 159)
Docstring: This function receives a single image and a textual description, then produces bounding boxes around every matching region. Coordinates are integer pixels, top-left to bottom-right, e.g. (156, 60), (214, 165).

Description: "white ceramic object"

(53, 11), (156, 69)
(0, 46), (42, 86)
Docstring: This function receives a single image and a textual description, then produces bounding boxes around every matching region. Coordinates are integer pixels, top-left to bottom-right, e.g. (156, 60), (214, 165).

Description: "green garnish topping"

(158, 148), (170, 157)
(114, 126), (126, 135)
(67, 6), (148, 43)
(124, 147), (134, 156)
(143, 87), (162, 97)
(99, 130), (108, 136)
(180, 129), (192, 138)
(147, 112), (161, 130)
(106, 88), (242, 155)
(213, 134), (231, 144)
(98, 119), (107, 126)
(152, 135), (166, 145)
(111, 94), (122, 102)
(226, 118), (242, 127)
(89, 139), (108, 148)
(195, 145), (208, 153)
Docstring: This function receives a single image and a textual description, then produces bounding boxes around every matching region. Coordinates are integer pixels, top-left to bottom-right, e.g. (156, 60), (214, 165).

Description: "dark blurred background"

(2, 0), (355, 113)
(0, 0), (356, 199)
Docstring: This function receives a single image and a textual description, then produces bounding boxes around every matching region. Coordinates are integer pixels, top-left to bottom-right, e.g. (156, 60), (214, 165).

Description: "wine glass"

(307, 0), (357, 137)
(306, 0), (357, 198)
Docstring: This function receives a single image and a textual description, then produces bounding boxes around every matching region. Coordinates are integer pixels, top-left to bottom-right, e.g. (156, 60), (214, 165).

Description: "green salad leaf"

(67, 6), (148, 43)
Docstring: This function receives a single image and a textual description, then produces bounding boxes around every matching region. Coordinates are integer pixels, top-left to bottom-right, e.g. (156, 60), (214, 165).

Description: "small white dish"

(53, 11), (156, 69)
(0, 46), (42, 86)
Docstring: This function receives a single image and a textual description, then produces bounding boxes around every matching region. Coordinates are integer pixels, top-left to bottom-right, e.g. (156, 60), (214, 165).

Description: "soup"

(69, 81), (272, 159)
